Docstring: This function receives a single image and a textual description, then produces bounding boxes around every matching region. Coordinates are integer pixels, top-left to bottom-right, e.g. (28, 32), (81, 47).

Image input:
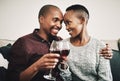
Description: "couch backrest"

(102, 40), (118, 50)
(0, 39), (118, 50)
(0, 39), (15, 47)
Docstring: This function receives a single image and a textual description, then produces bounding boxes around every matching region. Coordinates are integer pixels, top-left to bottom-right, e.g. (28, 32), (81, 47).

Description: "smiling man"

(6, 5), (71, 81)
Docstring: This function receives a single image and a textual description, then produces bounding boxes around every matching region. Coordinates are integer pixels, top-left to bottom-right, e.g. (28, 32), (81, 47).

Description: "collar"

(33, 29), (62, 44)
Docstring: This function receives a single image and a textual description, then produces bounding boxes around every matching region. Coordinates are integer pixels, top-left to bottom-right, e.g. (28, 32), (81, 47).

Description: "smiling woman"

(63, 4), (113, 81)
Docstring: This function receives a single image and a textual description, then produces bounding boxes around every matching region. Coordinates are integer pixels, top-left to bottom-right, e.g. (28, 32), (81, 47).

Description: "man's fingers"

(44, 62), (58, 69)
(100, 50), (113, 54)
(45, 53), (60, 58)
(39, 53), (60, 69)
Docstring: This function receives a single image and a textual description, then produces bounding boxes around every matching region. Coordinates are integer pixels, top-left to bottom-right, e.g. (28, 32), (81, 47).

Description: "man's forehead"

(50, 8), (62, 14)
(49, 9), (63, 18)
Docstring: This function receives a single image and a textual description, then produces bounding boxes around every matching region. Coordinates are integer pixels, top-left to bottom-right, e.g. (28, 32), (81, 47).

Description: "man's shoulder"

(21, 33), (33, 39)
(13, 33), (33, 44)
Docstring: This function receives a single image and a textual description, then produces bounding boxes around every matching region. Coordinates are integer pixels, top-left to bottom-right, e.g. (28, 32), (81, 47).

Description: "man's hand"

(36, 53), (60, 70)
(99, 44), (113, 59)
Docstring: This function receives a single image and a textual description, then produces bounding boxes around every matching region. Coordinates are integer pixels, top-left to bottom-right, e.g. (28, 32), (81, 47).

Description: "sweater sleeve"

(97, 56), (113, 81)
(97, 41), (113, 81)
(58, 62), (72, 81)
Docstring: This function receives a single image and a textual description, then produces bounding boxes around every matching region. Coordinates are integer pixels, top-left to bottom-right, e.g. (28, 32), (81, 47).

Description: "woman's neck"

(70, 32), (90, 46)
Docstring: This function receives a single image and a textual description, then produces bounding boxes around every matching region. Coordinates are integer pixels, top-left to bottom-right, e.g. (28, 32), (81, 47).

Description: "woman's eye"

(66, 21), (70, 25)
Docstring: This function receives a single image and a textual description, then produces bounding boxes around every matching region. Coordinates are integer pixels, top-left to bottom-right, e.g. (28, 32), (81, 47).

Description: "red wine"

(50, 49), (70, 60)
(50, 50), (61, 54)
(60, 49), (70, 59)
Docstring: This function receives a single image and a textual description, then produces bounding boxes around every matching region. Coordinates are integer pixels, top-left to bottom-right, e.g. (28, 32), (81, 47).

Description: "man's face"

(40, 8), (63, 36)
(64, 10), (83, 38)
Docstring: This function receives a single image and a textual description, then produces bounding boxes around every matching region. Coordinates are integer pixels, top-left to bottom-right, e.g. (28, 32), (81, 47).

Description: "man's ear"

(39, 16), (44, 23)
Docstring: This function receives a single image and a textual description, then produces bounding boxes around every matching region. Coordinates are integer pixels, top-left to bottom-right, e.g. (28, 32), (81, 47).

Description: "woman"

(63, 4), (113, 81)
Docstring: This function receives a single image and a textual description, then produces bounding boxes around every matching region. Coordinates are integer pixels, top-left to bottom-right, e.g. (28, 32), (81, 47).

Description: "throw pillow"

(110, 49), (120, 81)
(118, 38), (120, 50)
(0, 43), (12, 61)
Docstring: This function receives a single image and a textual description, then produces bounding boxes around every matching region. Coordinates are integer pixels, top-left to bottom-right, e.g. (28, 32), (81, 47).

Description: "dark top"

(7, 29), (63, 81)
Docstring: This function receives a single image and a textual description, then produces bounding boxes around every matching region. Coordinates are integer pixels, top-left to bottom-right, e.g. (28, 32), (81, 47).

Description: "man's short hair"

(38, 4), (60, 18)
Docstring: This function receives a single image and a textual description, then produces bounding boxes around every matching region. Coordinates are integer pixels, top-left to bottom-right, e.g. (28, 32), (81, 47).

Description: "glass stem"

(49, 69), (52, 77)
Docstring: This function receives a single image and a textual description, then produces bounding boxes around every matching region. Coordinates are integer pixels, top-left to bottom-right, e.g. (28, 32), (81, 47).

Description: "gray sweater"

(63, 38), (112, 81)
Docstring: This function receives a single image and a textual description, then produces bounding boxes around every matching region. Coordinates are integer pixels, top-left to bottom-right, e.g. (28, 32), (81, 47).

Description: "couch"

(0, 39), (120, 81)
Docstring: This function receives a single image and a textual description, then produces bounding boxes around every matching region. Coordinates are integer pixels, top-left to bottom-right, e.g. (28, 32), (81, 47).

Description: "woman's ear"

(78, 17), (85, 24)
(81, 17), (85, 24)
(80, 17), (88, 25)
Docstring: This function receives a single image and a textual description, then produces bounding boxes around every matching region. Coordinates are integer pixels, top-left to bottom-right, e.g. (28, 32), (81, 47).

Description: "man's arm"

(20, 53), (60, 81)
(7, 38), (60, 81)
(99, 44), (113, 59)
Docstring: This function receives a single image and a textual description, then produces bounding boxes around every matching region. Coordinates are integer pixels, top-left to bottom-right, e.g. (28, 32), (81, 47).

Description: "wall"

(0, 0), (120, 40)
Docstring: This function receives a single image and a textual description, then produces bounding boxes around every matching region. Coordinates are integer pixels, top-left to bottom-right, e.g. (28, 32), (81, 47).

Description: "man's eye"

(53, 19), (58, 22)
(54, 19), (57, 22)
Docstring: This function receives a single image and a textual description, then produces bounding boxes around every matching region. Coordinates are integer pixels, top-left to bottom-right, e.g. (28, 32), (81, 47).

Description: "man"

(7, 4), (112, 81)
(7, 5), (71, 81)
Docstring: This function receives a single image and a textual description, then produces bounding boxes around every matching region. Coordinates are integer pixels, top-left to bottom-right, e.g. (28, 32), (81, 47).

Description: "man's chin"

(51, 33), (58, 36)
(48, 33), (57, 38)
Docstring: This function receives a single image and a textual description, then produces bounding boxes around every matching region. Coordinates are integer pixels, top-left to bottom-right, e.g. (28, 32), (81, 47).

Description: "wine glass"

(59, 41), (70, 69)
(60, 41), (70, 60)
(43, 40), (62, 81)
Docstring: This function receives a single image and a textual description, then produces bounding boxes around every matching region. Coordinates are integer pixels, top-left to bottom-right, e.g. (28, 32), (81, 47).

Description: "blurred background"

(0, 0), (120, 40)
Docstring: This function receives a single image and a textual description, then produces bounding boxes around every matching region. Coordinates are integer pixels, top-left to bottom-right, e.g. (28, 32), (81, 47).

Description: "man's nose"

(56, 22), (62, 29)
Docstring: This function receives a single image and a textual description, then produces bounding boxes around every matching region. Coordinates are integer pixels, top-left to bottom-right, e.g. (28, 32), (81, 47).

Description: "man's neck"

(37, 29), (48, 41)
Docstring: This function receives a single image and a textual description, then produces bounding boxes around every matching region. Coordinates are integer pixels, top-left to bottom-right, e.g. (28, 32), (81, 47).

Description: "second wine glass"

(59, 41), (70, 69)
(60, 41), (70, 62)
(43, 40), (62, 81)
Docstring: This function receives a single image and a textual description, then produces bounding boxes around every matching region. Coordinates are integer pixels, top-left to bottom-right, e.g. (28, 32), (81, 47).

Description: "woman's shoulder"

(91, 37), (104, 43)
(62, 38), (70, 41)
(91, 37), (105, 48)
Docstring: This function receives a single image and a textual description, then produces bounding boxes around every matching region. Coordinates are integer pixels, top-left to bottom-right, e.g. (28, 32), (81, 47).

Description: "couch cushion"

(0, 39), (15, 47)
(0, 67), (7, 81)
(0, 43), (12, 61)
(118, 38), (120, 50)
(110, 50), (120, 81)
(0, 54), (8, 69)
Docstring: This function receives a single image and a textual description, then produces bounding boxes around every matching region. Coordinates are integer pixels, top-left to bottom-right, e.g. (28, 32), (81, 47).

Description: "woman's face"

(64, 10), (84, 38)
